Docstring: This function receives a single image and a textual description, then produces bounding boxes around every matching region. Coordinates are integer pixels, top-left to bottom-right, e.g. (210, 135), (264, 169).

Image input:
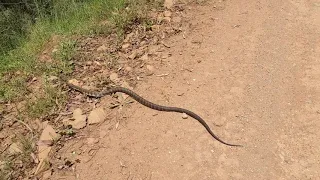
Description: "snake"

(66, 81), (242, 147)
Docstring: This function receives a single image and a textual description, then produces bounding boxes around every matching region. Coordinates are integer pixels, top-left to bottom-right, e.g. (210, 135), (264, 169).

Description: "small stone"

(146, 65), (155, 76)
(140, 41), (146, 46)
(125, 66), (133, 72)
(109, 73), (119, 83)
(164, 11), (172, 17)
(182, 113), (188, 119)
(97, 45), (108, 52)
(88, 107), (108, 125)
(140, 54), (149, 61)
(70, 108), (87, 129)
(122, 43), (130, 49)
(87, 138), (99, 145)
(35, 124), (59, 174)
(128, 51), (137, 59)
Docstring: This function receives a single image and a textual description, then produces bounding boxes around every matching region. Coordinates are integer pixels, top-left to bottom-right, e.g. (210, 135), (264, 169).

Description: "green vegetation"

(0, 0), (159, 108)
(0, 0), (163, 178)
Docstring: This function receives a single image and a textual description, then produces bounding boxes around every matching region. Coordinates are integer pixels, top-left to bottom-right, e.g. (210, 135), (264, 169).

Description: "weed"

(26, 81), (67, 118)
(51, 39), (76, 75)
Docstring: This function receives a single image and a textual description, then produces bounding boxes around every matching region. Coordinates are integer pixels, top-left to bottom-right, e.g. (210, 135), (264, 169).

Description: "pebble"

(140, 54), (149, 61)
(128, 51), (137, 59)
(146, 65), (155, 76)
(122, 43), (130, 49)
(164, 11), (172, 17)
(88, 107), (108, 125)
(125, 66), (133, 72)
(109, 73), (119, 83)
(182, 113), (188, 119)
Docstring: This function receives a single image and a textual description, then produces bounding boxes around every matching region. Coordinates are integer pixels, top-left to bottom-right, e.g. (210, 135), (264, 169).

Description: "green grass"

(0, 0), (163, 178)
(0, 0), (154, 102)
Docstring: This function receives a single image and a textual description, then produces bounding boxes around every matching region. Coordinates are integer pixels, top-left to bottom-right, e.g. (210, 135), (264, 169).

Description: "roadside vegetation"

(0, 0), (162, 178)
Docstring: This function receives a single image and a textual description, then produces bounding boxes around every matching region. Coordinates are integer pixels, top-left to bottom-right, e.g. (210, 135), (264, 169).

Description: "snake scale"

(67, 81), (242, 147)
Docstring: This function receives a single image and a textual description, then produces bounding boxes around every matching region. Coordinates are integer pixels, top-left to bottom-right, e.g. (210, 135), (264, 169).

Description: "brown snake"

(66, 81), (242, 147)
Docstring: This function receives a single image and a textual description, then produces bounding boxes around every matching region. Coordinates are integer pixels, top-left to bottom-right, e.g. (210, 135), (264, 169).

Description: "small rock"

(35, 124), (59, 174)
(122, 43), (130, 49)
(164, 11), (172, 17)
(146, 65), (155, 76)
(140, 54), (149, 61)
(125, 66), (133, 72)
(39, 124), (60, 143)
(109, 73), (120, 83)
(87, 138), (99, 145)
(140, 41), (146, 46)
(88, 107), (108, 125)
(128, 51), (137, 59)
(70, 108), (87, 129)
(97, 45), (108, 52)
(68, 79), (80, 86)
(164, 0), (173, 9)
(182, 113), (188, 119)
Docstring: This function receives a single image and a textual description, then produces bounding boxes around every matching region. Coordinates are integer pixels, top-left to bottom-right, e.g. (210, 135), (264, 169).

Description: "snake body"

(67, 82), (241, 147)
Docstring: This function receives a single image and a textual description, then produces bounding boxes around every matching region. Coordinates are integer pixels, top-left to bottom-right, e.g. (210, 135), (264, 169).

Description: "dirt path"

(53, 0), (320, 179)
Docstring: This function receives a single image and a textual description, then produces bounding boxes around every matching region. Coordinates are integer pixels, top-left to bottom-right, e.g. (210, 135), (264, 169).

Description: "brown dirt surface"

(48, 0), (320, 179)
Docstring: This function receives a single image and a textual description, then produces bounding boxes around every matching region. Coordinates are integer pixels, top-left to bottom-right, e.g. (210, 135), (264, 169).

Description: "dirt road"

(53, 0), (320, 179)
